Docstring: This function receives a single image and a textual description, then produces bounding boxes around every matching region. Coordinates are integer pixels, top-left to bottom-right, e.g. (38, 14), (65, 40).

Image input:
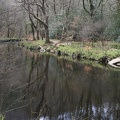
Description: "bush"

(80, 19), (106, 42)
(104, 12), (120, 40)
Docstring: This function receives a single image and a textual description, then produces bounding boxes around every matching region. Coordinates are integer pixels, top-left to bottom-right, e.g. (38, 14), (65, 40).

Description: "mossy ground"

(20, 40), (45, 48)
(57, 41), (120, 60)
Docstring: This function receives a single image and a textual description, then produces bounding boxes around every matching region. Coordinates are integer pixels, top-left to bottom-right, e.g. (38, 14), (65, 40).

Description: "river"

(0, 43), (120, 120)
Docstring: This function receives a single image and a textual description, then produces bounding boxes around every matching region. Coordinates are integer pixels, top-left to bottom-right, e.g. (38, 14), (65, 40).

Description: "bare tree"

(82, 0), (103, 17)
(19, 0), (50, 43)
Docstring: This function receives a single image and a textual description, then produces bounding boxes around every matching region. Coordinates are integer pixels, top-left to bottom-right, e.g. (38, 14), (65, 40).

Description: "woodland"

(0, 0), (120, 43)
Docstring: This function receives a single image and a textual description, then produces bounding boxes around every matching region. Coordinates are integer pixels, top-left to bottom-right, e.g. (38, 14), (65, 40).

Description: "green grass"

(57, 41), (120, 60)
(0, 38), (20, 40)
(111, 42), (120, 49)
(20, 40), (45, 48)
(19, 40), (120, 61)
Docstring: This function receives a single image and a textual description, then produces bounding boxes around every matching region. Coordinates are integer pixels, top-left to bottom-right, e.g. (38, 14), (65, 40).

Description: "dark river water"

(0, 43), (120, 120)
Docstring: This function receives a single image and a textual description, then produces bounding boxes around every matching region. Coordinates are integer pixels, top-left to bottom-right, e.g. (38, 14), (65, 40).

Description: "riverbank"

(18, 39), (120, 64)
(0, 38), (21, 43)
(1, 38), (119, 64)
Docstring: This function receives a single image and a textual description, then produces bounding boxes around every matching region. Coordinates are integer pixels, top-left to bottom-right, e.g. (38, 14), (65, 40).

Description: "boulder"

(40, 48), (46, 52)
(50, 49), (55, 53)
(46, 48), (50, 53)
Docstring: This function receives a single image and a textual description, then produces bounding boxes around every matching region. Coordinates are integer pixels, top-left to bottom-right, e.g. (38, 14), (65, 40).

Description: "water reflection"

(0, 44), (120, 120)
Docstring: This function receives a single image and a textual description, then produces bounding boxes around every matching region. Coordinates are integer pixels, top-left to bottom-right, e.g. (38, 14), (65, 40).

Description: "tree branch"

(22, 4), (48, 28)
(82, 0), (91, 15)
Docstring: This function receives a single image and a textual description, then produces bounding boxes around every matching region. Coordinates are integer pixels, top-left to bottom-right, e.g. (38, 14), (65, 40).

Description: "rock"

(46, 48), (50, 53)
(76, 53), (81, 60)
(36, 46), (41, 50)
(50, 49), (55, 53)
(40, 48), (46, 52)
(72, 52), (76, 60)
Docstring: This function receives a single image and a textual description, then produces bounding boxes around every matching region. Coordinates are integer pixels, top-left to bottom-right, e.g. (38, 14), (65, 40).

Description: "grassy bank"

(0, 38), (21, 42)
(19, 40), (45, 49)
(58, 41), (120, 60)
(19, 40), (120, 63)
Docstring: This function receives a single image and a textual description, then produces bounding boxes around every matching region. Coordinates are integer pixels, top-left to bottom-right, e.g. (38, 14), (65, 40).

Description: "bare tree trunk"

(53, 0), (56, 15)
(45, 16), (50, 43)
(82, 0), (102, 17)
(36, 29), (40, 40)
(18, 24), (23, 38)
(36, 6), (40, 40)
(45, 26), (49, 43)
(25, 23), (28, 40)
(31, 23), (36, 40)
(7, 26), (10, 38)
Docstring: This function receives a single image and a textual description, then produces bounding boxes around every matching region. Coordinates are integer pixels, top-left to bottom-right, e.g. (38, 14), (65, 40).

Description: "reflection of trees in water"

(55, 61), (120, 120)
(109, 71), (120, 119)
(22, 54), (52, 119)
(0, 44), (120, 120)
(0, 44), (34, 120)
(0, 44), (22, 112)
(0, 44), (51, 119)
